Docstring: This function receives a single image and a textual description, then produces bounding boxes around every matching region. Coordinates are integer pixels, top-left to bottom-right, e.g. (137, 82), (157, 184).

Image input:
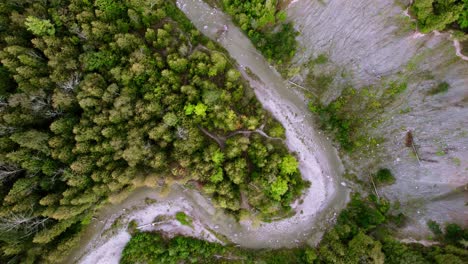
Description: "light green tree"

(270, 177), (288, 201)
(25, 16), (55, 36)
(280, 155), (298, 175)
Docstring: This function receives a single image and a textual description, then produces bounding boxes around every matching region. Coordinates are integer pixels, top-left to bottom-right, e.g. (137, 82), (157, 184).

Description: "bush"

(175, 212), (192, 227)
(428, 82), (450, 95)
(373, 168), (396, 186)
(411, 0), (467, 33)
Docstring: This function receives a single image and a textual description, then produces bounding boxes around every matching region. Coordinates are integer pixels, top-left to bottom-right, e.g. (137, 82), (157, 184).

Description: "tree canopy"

(222, 0), (299, 64)
(411, 0), (468, 33)
(0, 0), (305, 262)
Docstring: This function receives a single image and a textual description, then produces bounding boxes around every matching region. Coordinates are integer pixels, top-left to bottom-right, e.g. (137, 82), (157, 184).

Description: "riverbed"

(68, 1), (349, 263)
(287, 0), (468, 238)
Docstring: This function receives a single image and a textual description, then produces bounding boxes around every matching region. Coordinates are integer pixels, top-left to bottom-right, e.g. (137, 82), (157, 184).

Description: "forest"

(410, 0), (468, 34)
(121, 193), (468, 263)
(0, 0), (306, 262)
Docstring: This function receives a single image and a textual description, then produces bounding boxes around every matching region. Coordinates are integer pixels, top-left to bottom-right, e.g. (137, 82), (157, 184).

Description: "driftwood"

(199, 126), (225, 148)
(405, 131), (421, 165)
(199, 125), (283, 149)
(370, 177), (380, 201)
(288, 80), (318, 97)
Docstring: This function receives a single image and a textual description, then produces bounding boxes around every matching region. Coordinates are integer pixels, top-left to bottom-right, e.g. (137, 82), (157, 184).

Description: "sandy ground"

(78, 197), (222, 264)
(287, 0), (468, 238)
(454, 40), (468, 61)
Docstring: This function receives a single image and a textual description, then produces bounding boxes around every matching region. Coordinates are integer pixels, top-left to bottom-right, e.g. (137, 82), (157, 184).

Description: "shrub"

(373, 168), (396, 186)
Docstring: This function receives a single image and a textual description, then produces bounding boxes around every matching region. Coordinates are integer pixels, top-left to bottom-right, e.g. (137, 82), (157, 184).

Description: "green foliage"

(308, 81), (407, 152)
(210, 167), (224, 183)
(25, 16), (55, 36)
(222, 0), (299, 64)
(211, 149), (225, 165)
(0, 0), (305, 262)
(94, 0), (125, 21)
(270, 177), (289, 201)
(175, 212), (192, 227)
(120, 232), (225, 264)
(444, 223), (467, 245)
(194, 103), (208, 117)
(314, 54), (329, 64)
(280, 155), (299, 175)
(337, 194), (386, 231)
(316, 194), (468, 264)
(428, 82), (450, 95)
(267, 122), (286, 138)
(373, 168), (396, 186)
(459, 0), (468, 29)
(385, 81), (408, 97)
(411, 0), (467, 33)
(122, 231), (312, 264)
(428, 220), (443, 236)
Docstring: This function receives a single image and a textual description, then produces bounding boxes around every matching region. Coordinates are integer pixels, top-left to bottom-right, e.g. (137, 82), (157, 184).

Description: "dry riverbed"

(71, 1), (349, 263)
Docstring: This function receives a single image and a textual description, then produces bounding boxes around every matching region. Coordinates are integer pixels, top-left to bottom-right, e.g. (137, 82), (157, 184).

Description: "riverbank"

(67, 1), (349, 263)
(286, 0), (468, 239)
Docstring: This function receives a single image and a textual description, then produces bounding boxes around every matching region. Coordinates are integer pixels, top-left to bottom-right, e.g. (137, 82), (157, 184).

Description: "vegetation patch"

(307, 81), (404, 152)
(175, 212), (193, 227)
(410, 0), (468, 35)
(428, 82), (450, 95)
(373, 168), (396, 186)
(120, 232), (226, 264)
(221, 0), (299, 64)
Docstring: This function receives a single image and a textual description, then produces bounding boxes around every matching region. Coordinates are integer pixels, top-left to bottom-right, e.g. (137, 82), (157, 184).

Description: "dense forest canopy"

(221, 0), (299, 64)
(411, 0), (468, 33)
(0, 0), (306, 262)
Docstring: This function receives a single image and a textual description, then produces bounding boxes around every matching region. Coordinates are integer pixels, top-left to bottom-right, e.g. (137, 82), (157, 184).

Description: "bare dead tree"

(199, 126), (226, 148)
(59, 72), (81, 92)
(0, 124), (17, 136)
(0, 98), (8, 108)
(0, 165), (23, 182)
(176, 126), (189, 140)
(69, 24), (87, 41)
(227, 129), (283, 141)
(0, 210), (49, 238)
(26, 50), (45, 61)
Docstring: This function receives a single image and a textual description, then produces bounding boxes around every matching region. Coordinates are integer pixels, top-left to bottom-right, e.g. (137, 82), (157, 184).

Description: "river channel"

(68, 1), (349, 263)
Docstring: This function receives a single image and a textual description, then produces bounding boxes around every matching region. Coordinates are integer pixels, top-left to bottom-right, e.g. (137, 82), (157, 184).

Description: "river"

(67, 0), (349, 263)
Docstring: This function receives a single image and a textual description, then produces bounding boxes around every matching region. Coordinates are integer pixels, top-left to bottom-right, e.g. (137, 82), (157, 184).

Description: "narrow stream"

(68, 1), (349, 263)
